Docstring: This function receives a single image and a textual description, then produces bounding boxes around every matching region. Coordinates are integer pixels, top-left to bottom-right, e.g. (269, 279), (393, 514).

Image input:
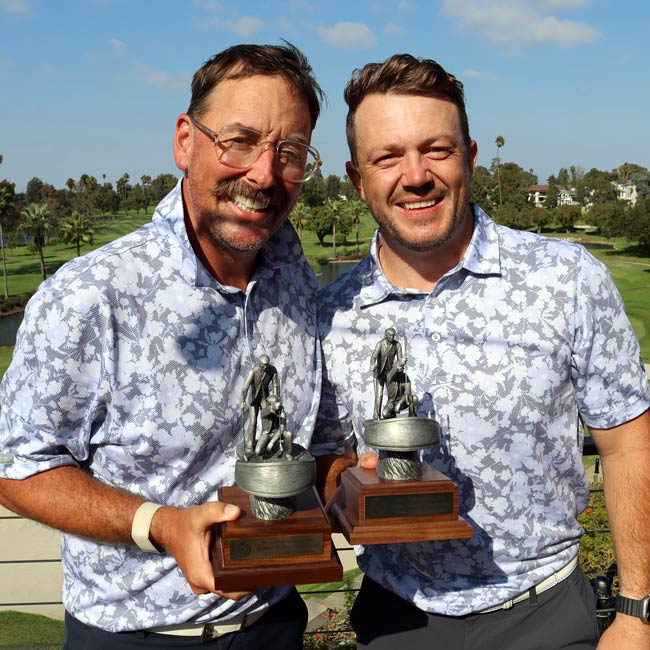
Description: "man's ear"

(173, 114), (193, 173)
(467, 139), (478, 176)
(346, 161), (366, 202)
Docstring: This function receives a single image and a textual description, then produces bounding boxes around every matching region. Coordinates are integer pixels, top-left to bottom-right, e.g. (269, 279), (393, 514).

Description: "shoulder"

(27, 222), (167, 318)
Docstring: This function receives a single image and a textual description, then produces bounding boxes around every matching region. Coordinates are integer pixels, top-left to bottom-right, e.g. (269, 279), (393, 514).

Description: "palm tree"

(327, 201), (343, 259)
(0, 186), (12, 299)
(290, 202), (309, 241)
(21, 203), (51, 281)
(495, 135), (505, 205)
(0, 155), (7, 298)
(59, 211), (94, 257)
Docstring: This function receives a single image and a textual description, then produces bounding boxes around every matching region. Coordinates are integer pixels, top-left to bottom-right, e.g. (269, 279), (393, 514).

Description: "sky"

(1, 0), (648, 193)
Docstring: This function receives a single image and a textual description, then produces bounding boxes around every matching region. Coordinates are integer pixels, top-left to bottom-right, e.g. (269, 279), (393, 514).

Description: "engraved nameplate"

(364, 492), (454, 519)
(229, 533), (324, 560)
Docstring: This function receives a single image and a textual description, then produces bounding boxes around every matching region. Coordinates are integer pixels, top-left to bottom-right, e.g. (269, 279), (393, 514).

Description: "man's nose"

(245, 146), (278, 190)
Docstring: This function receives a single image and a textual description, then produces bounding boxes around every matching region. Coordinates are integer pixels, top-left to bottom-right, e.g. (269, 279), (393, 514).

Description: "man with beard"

(0, 43), (324, 649)
(313, 54), (650, 649)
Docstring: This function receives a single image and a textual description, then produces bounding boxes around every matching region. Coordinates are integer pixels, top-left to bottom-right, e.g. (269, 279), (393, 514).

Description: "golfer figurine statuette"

(331, 328), (473, 545)
(212, 355), (342, 591)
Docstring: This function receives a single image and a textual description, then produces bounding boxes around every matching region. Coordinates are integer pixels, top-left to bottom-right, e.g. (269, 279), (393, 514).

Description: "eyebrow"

(223, 121), (311, 145)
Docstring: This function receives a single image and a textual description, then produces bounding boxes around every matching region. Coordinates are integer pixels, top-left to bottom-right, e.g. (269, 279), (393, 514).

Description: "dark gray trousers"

(351, 569), (599, 650)
(63, 588), (307, 650)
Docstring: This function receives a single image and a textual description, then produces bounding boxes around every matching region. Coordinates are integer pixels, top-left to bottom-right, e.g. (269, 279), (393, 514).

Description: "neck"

(183, 210), (257, 292)
(377, 216), (474, 292)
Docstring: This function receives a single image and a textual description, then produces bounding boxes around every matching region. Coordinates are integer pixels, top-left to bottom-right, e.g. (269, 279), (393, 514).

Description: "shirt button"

(432, 333), (441, 342)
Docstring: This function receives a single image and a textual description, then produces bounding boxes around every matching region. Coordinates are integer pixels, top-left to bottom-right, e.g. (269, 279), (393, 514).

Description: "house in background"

(529, 181), (638, 209)
(613, 180), (638, 207)
(528, 185), (580, 208)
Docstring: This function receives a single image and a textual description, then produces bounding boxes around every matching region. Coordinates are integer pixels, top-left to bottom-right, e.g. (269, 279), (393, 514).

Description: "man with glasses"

(0, 43), (324, 648)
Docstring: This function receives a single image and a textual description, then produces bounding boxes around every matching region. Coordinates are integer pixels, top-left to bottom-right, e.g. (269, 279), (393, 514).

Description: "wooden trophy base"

(212, 485), (342, 592)
(332, 465), (473, 545)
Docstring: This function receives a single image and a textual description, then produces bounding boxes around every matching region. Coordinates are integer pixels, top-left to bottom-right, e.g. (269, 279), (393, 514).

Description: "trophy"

(331, 328), (473, 545)
(212, 355), (342, 591)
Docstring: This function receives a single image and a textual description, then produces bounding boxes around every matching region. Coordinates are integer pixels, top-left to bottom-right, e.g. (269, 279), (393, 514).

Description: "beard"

(203, 177), (292, 254)
(368, 187), (472, 254)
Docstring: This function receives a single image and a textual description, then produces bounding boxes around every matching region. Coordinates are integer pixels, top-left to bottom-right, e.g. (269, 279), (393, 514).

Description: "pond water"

(317, 260), (360, 288)
(0, 311), (23, 348)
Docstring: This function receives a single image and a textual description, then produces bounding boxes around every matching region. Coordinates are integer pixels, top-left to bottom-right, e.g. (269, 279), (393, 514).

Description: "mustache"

(209, 178), (288, 207)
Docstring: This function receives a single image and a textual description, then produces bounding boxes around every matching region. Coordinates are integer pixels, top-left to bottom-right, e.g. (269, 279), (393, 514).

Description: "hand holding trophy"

(331, 328), (473, 545)
(212, 355), (342, 591)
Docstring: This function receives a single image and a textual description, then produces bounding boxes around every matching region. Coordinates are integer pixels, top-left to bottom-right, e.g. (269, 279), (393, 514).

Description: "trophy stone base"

(332, 465), (473, 545)
(213, 485), (342, 591)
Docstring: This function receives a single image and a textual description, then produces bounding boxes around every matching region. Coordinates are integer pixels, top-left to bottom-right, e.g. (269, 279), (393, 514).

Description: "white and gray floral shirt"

(313, 204), (649, 615)
(0, 181), (321, 631)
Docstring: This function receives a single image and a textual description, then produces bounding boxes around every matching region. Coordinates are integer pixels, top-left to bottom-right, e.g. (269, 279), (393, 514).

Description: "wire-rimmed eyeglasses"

(189, 115), (322, 184)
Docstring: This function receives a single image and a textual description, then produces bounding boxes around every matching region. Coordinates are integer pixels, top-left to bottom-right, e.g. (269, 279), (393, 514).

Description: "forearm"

(0, 465), (246, 597)
(591, 411), (650, 596)
(590, 411), (650, 646)
(0, 465), (145, 544)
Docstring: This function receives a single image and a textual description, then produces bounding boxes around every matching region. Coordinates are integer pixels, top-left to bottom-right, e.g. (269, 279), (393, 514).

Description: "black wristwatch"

(615, 594), (650, 623)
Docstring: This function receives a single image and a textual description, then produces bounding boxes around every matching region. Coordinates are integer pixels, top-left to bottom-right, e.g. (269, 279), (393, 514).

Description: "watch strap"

(131, 502), (163, 553)
(615, 594), (650, 623)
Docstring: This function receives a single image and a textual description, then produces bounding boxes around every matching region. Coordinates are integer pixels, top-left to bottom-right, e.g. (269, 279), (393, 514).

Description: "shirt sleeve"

(0, 285), (106, 479)
(572, 246), (650, 429)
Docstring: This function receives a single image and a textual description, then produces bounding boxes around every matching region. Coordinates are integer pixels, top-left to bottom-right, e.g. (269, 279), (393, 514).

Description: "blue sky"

(1, 0), (648, 192)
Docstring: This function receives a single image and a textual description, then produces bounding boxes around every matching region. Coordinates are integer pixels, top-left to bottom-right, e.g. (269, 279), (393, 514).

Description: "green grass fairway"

(0, 610), (64, 645)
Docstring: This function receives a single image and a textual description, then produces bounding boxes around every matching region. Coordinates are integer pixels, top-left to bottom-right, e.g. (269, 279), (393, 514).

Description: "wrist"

(615, 593), (650, 624)
(148, 505), (180, 552)
(131, 502), (164, 552)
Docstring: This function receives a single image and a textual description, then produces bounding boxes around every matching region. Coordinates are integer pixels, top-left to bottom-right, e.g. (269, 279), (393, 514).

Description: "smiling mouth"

(232, 194), (271, 211)
(400, 198), (441, 210)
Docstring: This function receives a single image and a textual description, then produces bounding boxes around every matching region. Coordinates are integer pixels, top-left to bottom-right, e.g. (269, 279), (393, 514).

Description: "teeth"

(233, 195), (270, 210)
(402, 199), (439, 210)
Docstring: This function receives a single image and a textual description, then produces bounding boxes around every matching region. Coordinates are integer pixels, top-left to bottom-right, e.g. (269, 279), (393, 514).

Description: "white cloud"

(0, 0), (30, 14)
(223, 16), (264, 37)
(441, 0), (602, 48)
(108, 38), (127, 53)
(134, 63), (192, 92)
(317, 22), (378, 49)
(397, 0), (416, 9)
(0, 58), (14, 69)
(462, 68), (504, 81)
(384, 22), (407, 35)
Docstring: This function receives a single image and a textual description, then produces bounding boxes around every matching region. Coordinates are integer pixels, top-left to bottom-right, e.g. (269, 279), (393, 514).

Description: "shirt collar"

(152, 179), (306, 292)
(358, 203), (501, 307)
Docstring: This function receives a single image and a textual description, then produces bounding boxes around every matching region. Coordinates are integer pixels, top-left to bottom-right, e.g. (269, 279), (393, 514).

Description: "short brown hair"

(188, 41), (325, 130)
(344, 54), (469, 161)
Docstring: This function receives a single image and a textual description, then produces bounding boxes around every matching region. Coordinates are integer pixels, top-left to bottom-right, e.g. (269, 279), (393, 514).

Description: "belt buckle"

(201, 624), (218, 642)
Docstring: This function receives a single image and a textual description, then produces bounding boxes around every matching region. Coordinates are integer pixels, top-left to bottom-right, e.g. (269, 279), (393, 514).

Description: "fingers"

(154, 502), (244, 596)
(214, 588), (255, 600)
(357, 451), (378, 469)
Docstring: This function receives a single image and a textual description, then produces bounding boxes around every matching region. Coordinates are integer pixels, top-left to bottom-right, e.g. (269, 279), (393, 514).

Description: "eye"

(219, 128), (259, 150)
(278, 143), (308, 165)
(373, 153), (402, 169)
(425, 147), (452, 160)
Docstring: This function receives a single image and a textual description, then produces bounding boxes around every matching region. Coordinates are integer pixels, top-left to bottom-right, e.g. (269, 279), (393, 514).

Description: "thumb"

(358, 451), (378, 469)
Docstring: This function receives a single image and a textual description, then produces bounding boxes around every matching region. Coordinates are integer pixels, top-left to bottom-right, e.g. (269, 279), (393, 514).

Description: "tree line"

(0, 166), (178, 298)
(1, 147), (649, 302)
(293, 148), (650, 254)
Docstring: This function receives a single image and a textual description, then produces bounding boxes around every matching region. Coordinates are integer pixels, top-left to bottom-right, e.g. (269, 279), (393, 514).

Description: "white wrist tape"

(131, 502), (163, 553)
